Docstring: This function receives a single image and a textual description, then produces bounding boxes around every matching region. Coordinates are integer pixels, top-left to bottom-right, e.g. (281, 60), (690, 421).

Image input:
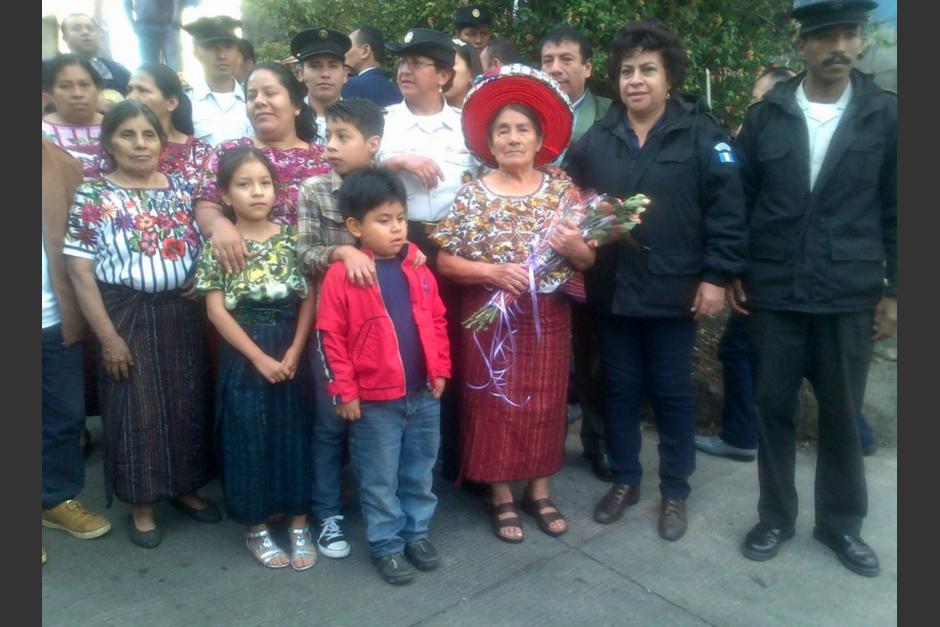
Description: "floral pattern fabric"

(42, 120), (104, 180)
(430, 176), (581, 293)
(194, 225), (308, 310)
(98, 136), (213, 182)
(63, 174), (202, 293)
(193, 137), (331, 226)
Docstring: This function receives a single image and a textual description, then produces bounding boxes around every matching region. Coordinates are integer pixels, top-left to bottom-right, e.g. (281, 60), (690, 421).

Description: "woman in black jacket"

(567, 19), (746, 541)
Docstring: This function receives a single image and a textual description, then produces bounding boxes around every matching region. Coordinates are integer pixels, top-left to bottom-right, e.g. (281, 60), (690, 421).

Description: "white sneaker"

(317, 515), (351, 558)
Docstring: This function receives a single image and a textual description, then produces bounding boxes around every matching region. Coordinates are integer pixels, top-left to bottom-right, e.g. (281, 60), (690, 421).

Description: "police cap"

(182, 16), (242, 44)
(386, 28), (456, 68)
(291, 27), (352, 63)
(791, 0), (878, 33)
(456, 5), (493, 30)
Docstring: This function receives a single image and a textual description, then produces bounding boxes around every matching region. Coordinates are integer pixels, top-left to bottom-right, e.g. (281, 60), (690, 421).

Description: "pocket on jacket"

(826, 238), (886, 299)
(656, 146), (693, 163)
(352, 318), (381, 362)
(845, 136), (887, 186)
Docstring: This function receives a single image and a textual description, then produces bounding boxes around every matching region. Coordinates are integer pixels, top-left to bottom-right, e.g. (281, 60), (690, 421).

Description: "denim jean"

(42, 324), (86, 509)
(349, 389), (440, 557)
(309, 343), (349, 521)
(597, 315), (698, 500)
(134, 24), (183, 71)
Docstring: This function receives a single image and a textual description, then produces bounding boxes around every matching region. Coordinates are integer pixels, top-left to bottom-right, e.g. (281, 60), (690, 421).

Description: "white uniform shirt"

(190, 78), (253, 148)
(42, 232), (61, 329)
(378, 100), (481, 222)
(796, 79), (853, 190)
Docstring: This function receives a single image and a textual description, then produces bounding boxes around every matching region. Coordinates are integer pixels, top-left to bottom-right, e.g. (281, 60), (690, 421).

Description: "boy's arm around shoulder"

(315, 263), (360, 404)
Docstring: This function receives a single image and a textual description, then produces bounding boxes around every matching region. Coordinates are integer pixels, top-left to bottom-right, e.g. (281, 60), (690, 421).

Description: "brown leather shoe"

(593, 484), (640, 524)
(657, 497), (687, 541)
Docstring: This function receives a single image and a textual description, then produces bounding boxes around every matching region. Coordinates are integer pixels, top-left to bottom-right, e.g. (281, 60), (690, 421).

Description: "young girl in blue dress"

(195, 145), (316, 570)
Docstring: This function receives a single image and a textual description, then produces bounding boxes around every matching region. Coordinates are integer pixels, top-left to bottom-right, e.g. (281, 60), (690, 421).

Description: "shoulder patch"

(714, 142), (735, 163)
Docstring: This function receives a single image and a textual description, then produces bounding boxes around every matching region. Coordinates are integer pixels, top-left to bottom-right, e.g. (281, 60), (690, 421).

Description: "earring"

(666, 92), (671, 100)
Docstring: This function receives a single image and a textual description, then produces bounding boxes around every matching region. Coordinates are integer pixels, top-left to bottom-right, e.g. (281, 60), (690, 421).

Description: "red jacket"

(315, 243), (451, 403)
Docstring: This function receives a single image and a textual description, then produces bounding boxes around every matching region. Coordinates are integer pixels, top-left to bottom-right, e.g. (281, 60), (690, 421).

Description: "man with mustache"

(733, 0), (896, 578)
(183, 16), (253, 147)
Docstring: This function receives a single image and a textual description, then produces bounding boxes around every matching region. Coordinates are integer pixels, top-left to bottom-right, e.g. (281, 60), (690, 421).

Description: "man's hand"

(873, 296), (897, 340)
(336, 398), (362, 421)
(431, 377), (446, 399)
(336, 245), (377, 286)
(389, 154), (444, 189)
(691, 282), (726, 320)
(727, 278), (749, 315)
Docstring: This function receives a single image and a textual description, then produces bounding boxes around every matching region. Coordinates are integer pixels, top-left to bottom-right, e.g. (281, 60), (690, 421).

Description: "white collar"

(356, 66), (380, 76)
(192, 77), (246, 102)
(796, 78), (853, 112)
(569, 91), (587, 110)
(391, 98), (460, 131)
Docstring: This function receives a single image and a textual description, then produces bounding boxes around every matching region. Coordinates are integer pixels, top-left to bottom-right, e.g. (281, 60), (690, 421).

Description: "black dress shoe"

(372, 552), (415, 585)
(583, 452), (614, 482)
(593, 484), (640, 524)
(812, 528), (880, 577)
(741, 522), (795, 561)
(128, 515), (163, 549)
(404, 538), (441, 571)
(169, 498), (223, 523)
(657, 497), (687, 541)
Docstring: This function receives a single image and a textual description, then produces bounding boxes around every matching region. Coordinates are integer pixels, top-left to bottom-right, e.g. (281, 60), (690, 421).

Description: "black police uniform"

(734, 67), (896, 538)
(291, 28), (353, 143)
(455, 5), (493, 30)
(567, 97), (747, 497)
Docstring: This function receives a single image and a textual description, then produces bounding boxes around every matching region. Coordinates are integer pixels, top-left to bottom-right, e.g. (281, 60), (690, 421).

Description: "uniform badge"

(472, 8), (481, 17)
(319, 29), (329, 39)
(714, 142), (735, 163)
(404, 31), (414, 43)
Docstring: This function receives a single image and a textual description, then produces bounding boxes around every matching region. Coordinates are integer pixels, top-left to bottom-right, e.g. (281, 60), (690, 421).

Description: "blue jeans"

(134, 24), (182, 71)
(597, 315), (698, 500)
(310, 344), (348, 520)
(42, 325), (85, 508)
(719, 313), (877, 450)
(349, 389), (440, 558)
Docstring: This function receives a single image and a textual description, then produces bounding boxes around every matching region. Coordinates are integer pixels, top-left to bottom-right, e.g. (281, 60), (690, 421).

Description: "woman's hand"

(280, 346), (302, 379)
(431, 377), (447, 399)
(335, 245), (377, 287)
(727, 278), (749, 315)
(336, 399), (361, 422)
(253, 354), (290, 384)
(549, 221), (595, 270)
(387, 154), (444, 189)
(540, 165), (571, 181)
(210, 219), (250, 274)
(101, 333), (135, 381)
(691, 282), (726, 320)
(487, 263), (530, 297)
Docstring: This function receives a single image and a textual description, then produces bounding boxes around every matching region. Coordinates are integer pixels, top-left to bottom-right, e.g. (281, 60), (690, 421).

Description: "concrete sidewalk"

(42, 418), (897, 626)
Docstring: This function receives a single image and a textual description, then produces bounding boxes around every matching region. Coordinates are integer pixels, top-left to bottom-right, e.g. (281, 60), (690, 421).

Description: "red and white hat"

(461, 64), (573, 168)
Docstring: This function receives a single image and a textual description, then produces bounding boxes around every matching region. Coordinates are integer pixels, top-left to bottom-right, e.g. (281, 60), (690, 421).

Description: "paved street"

(42, 414), (897, 626)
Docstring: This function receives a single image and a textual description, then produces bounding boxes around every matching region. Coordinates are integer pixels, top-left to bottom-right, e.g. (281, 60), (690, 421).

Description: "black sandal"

(487, 501), (524, 544)
(520, 495), (567, 537)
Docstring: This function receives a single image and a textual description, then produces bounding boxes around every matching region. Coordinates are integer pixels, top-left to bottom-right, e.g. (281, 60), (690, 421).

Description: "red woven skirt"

(459, 286), (571, 483)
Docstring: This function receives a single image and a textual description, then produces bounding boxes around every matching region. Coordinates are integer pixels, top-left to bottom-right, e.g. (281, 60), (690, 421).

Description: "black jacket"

(567, 98), (747, 317)
(734, 70), (897, 313)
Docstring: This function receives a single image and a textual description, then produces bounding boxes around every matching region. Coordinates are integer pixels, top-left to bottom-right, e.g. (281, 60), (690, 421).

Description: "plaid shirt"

(297, 171), (357, 309)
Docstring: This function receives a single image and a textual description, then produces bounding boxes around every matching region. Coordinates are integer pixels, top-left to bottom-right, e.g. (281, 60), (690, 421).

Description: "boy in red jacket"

(316, 167), (451, 585)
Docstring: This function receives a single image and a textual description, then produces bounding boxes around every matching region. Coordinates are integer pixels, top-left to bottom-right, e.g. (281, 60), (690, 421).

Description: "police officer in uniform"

(291, 28), (352, 143)
(734, 0), (896, 577)
(455, 5), (494, 52)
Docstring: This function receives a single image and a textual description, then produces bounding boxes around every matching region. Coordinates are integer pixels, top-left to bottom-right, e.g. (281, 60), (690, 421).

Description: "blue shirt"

(623, 111), (668, 157)
(375, 252), (427, 391)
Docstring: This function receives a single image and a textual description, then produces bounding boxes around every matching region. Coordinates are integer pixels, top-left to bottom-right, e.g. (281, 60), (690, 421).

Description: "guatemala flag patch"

(715, 142), (735, 163)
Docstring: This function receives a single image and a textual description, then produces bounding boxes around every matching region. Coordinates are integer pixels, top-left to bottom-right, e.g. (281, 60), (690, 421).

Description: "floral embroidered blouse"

(194, 225), (308, 310)
(41, 119), (104, 180)
(63, 174), (202, 293)
(193, 137), (331, 226)
(99, 135), (213, 182)
(431, 176), (582, 293)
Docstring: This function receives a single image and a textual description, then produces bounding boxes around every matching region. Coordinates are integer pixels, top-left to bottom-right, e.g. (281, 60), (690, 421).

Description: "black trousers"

(571, 300), (606, 458)
(408, 221), (462, 481)
(748, 309), (873, 536)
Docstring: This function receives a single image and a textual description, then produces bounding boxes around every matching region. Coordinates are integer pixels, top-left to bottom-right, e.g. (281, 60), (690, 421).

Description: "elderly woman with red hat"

(431, 65), (594, 543)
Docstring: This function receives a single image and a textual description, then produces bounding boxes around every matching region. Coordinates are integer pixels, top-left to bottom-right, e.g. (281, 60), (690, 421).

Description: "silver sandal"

(245, 528), (289, 569)
(288, 527), (317, 571)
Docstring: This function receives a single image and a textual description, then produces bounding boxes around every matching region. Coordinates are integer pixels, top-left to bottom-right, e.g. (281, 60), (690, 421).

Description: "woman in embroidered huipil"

(42, 55), (105, 180)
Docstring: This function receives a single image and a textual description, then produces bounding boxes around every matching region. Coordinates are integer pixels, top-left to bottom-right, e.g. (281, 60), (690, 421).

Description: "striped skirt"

(217, 298), (313, 525)
(459, 287), (572, 483)
(97, 283), (214, 506)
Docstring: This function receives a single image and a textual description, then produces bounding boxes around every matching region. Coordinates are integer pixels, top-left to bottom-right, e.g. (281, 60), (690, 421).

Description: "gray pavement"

(42, 416), (897, 627)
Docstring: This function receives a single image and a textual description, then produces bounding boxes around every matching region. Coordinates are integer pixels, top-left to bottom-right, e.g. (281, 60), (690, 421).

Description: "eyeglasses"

(397, 58), (437, 71)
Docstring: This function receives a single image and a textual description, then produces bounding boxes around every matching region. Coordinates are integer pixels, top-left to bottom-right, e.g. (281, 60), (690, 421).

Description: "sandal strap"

(246, 531), (289, 566)
(524, 497), (566, 523)
(490, 501), (518, 515)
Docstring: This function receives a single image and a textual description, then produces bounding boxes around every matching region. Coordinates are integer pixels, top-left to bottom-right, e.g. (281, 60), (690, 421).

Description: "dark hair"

(757, 67), (797, 83)
(244, 62), (318, 143)
(100, 100), (167, 157)
(135, 63), (195, 136)
(326, 98), (385, 139)
(434, 58), (457, 93)
(216, 144), (279, 194)
(236, 39), (256, 63)
(60, 13), (95, 36)
(484, 37), (524, 67)
(539, 25), (593, 63)
(352, 26), (386, 64)
(455, 42), (484, 80)
(43, 54), (102, 91)
(487, 103), (543, 141)
(338, 167), (407, 223)
(606, 19), (690, 97)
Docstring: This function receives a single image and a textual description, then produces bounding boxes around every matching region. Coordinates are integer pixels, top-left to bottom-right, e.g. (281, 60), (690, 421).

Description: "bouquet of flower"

(462, 191), (650, 332)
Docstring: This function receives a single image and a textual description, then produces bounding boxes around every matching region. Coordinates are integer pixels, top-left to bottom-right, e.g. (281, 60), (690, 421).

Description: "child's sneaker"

(317, 515), (351, 558)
